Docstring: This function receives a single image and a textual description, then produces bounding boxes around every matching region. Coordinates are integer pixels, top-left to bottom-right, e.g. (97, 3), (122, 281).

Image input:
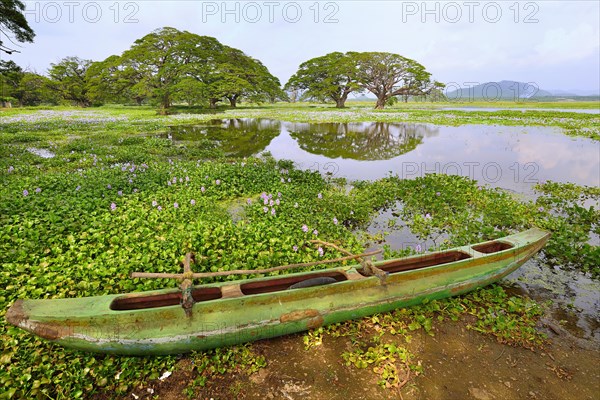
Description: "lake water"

(169, 119), (600, 196)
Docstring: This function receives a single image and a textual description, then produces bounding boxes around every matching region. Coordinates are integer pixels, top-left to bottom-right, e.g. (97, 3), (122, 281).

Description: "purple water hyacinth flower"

(76, 185), (81, 191)
(263, 207), (269, 213)
(215, 179), (221, 185)
(263, 198), (269, 205)
(415, 244), (422, 253)
(271, 208), (276, 215)
(318, 247), (324, 257)
(118, 190), (123, 196)
(107, 184), (112, 189)
(436, 192), (440, 196)
(152, 200), (158, 207)
(269, 199), (274, 206)
(179, 178), (183, 183)
(313, 229), (318, 236)
(293, 245), (298, 252)
(186, 176), (190, 181)
(247, 198), (252, 204)
(129, 179), (133, 184)
(260, 192), (267, 199)
(287, 178), (291, 183)
(110, 202), (116, 211)
(35, 188), (42, 193)
(190, 199), (196, 205)
(333, 217), (338, 225)
(167, 181), (172, 186)
(281, 178), (285, 183)
(8, 166), (14, 173)
(277, 192), (282, 198)
(23, 189), (29, 197)
(302, 224), (309, 233)
(538, 207), (544, 212)
(157, 206), (162, 211)
(317, 193), (322, 199)
(172, 177), (177, 184)
(275, 199), (280, 206)
(133, 188), (138, 193)
(201, 186), (206, 192)
(174, 202), (179, 208)
(425, 213), (432, 219)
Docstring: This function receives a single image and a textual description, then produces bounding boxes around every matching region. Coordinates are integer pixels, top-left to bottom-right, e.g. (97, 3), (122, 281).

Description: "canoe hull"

(6, 228), (550, 355)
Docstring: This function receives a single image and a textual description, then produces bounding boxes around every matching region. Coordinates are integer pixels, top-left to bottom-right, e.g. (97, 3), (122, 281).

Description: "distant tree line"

(1, 27), (442, 110)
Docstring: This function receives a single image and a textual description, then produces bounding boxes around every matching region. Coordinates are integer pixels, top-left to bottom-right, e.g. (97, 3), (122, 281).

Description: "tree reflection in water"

(168, 119), (282, 158)
(288, 122), (439, 160)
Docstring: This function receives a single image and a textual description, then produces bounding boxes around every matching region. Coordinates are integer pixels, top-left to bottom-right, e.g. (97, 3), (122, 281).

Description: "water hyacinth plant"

(0, 105), (597, 398)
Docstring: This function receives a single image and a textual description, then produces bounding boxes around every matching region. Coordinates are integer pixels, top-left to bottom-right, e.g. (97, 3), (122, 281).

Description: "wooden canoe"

(6, 228), (550, 355)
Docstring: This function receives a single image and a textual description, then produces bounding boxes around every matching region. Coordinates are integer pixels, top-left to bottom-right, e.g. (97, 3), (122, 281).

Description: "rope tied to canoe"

(179, 253), (194, 317)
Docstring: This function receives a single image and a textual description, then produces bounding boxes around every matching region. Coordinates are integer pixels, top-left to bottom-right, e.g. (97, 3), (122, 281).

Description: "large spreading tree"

(92, 27), (283, 110)
(47, 56), (93, 106)
(285, 52), (360, 108)
(354, 52), (432, 109)
(287, 51), (439, 109)
(0, 0), (35, 54)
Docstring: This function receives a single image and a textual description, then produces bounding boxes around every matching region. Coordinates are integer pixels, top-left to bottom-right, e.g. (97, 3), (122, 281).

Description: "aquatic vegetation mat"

(0, 106), (597, 398)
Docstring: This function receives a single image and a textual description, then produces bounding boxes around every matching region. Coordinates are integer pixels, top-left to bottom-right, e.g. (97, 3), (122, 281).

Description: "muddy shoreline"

(115, 300), (599, 400)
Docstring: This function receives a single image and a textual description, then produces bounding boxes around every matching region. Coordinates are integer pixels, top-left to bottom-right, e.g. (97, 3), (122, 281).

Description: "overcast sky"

(3, 1), (599, 92)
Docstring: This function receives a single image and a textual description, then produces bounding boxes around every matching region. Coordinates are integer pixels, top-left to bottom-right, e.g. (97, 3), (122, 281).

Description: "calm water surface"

(170, 119), (600, 195)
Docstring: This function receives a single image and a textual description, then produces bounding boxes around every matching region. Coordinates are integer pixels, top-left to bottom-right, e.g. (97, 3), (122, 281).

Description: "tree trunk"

(160, 94), (171, 111)
(374, 97), (387, 109)
(209, 98), (219, 109)
(1, 101), (12, 108)
(228, 96), (237, 108)
(335, 98), (346, 108)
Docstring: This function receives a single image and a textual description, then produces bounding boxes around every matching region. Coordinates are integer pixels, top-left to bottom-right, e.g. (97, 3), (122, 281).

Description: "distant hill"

(445, 80), (553, 100)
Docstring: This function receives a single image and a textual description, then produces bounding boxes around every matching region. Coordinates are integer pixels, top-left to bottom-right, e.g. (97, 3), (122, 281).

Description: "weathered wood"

(131, 249), (382, 280)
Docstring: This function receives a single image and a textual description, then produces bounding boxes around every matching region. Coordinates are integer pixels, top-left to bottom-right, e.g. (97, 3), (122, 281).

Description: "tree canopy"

(90, 27), (284, 110)
(285, 52), (361, 108)
(48, 56), (93, 107)
(0, 0), (35, 54)
(286, 51), (441, 109)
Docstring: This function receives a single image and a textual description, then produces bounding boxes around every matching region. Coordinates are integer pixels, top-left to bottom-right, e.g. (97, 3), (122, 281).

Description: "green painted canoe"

(6, 228), (550, 355)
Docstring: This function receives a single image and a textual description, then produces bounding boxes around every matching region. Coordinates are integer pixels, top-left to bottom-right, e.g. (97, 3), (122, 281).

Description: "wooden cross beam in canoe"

(131, 242), (385, 316)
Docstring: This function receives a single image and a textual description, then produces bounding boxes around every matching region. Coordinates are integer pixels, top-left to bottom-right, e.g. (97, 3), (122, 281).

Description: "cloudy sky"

(4, 1), (600, 93)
